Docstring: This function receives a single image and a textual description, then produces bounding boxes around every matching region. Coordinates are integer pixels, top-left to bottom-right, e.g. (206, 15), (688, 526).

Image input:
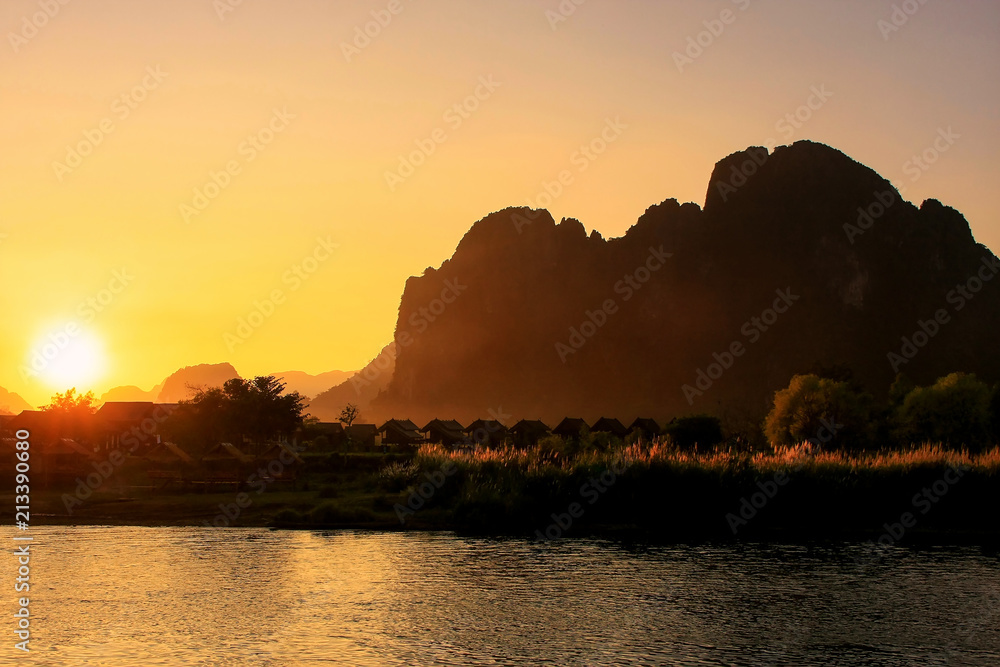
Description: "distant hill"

(269, 370), (356, 400)
(99, 384), (161, 403)
(95, 365), (353, 408)
(0, 387), (34, 414)
(365, 141), (1000, 427)
(156, 363), (242, 403)
(307, 344), (396, 421)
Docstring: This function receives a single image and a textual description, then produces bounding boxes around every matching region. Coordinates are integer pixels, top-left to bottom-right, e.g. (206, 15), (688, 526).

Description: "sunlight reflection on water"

(4, 526), (999, 666)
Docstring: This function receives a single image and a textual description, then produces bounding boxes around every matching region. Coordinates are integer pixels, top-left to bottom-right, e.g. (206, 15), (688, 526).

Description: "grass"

(407, 441), (1000, 538)
(8, 441), (999, 541)
(415, 441), (1000, 476)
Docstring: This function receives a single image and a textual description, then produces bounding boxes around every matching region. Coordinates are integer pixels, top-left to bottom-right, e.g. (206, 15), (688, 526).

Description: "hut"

(377, 419), (425, 447)
(8, 411), (58, 441)
(346, 424), (377, 449)
(421, 419), (467, 448)
(464, 419), (509, 448)
(591, 417), (628, 438)
(509, 419), (550, 448)
(628, 418), (661, 439)
(42, 438), (99, 477)
(552, 418), (589, 439)
(199, 442), (253, 488)
(201, 442), (254, 464)
(146, 441), (194, 465)
(305, 422), (345, 450)
(96, 402), (176, 452)
(255, 442), (304, 483)
(258, 441), (304, 465)
(144, 441), (193, 486)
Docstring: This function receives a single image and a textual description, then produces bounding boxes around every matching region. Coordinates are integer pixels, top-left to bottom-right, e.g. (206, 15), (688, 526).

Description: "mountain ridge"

(363, 140), (999, 427)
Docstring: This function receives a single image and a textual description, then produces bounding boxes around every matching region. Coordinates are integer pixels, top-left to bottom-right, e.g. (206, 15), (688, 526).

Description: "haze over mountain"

(150, 363), (242, 404)
(0, 387), (34, 414)
(360, 141), (1000, 427)
(97, 365), (355, 409)
(271, 370), (355, 400)
(307, 344), (395, 422)
(99, 385), (162, 403)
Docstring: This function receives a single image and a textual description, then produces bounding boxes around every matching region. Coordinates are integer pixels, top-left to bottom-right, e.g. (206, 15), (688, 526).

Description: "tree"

(42, 388), (97, 415)
(163, 376), (306, 456)
(338, 403), (360, 428)
(764, 374), (872, 449)
(893, 373), (992, 450)
(664, 415), (723, 450)
(888, 373), (916, 409)
(41, 388), (98, 439)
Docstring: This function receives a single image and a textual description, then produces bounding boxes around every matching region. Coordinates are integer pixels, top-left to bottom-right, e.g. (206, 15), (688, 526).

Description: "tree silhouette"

(338, 403), (360, 428)
(41, 388), (97, 440)
(764, 374), (872, 450)
(893, 373), (992, 450)
(163, 376), (306, 456)
(42, 388), (97, 415)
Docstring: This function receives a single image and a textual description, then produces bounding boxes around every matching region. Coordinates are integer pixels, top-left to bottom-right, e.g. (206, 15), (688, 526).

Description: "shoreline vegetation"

(12, 442), (1000, 544)
(6, 370), (999, 544)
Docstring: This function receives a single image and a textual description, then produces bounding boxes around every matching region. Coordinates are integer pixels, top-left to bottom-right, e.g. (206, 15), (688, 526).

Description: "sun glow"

(31, 328), (107, 391)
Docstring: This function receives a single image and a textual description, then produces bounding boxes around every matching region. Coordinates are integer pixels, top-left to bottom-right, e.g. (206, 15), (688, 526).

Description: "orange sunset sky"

(1, 0), (998, 407)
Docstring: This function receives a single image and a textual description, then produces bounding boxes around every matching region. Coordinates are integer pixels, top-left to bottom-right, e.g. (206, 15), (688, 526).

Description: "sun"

(32, 327), (108, 390)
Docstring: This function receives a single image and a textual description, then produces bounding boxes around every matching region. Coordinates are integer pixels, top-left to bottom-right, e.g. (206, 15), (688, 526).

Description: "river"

(5, 527), (998, 665)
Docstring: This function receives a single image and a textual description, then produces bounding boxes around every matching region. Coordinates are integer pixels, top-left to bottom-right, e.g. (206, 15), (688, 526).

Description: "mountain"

(99, 384), (161, 403)
(365, 141), (1000, 427)
(155, 363), (241, 403)
(270, 370), (356, 400)
(0, 387), (34, 414)
(98, 367), (351, 406)
(307, 344), (396, 421)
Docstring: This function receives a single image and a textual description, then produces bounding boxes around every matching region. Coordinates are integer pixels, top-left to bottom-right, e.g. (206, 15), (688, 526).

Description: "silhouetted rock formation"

(156, 363), (241, 403)
(366, 141), (1000, 427)
(0, 386), (34, 414)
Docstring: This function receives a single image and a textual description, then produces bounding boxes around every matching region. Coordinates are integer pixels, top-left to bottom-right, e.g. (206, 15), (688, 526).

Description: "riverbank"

(9, 443), (1000, 544)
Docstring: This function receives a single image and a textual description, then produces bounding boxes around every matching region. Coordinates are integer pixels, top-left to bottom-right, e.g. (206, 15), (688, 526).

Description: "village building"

(552, 418), (590, 439)
(591, 417), (629, 438)
(464, 419), (509, 448)
(509, 419), (550, 448)
(345, 424), (378, 449)
(95, 402), (176, 452)
(421, 419), (467, 448)
(628, 418), (661, 439)
(377, 419), (424, 447)
(144, 441), (194, 488)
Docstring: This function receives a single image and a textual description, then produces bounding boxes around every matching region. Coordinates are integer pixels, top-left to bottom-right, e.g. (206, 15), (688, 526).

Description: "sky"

(1, 0), (998, 407)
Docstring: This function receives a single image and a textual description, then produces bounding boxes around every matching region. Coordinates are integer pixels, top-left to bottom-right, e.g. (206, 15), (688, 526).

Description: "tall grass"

(416, 440), (1000, 477)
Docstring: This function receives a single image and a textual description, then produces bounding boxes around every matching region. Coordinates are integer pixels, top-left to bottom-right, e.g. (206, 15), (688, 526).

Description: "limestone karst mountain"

(361, 141), (999, 426)
(155, 363), (242, 403)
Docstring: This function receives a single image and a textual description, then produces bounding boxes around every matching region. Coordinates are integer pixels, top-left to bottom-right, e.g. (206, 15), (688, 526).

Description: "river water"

(4, 526), (998, 665)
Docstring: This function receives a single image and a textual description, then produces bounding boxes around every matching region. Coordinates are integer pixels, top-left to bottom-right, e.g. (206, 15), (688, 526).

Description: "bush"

(764, 374), (872, 449)
(894, 373), (992, 450)
(377, 461), (420, 492)
(664, 415), (723, 450)
(536, 434), (580, 458)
